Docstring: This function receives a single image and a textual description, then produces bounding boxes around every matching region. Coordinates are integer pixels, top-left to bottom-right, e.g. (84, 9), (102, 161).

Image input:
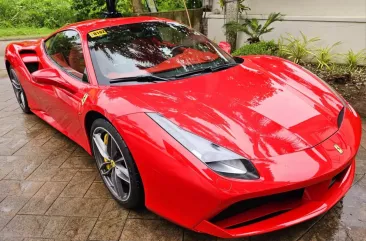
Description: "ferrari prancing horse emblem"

(334, 144), (343, 154)
(81, 93), (89, 106)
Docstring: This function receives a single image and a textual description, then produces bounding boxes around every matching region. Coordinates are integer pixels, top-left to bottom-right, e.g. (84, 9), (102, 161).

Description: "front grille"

(210, 189), (304, 226)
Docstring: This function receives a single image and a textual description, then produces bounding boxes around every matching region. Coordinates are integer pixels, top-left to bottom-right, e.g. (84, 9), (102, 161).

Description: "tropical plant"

(224, 12), (284, 44)
(280, 32), (320, 64)
(219, 0), (250, 13)
(315, 41), (341, 70)
(344, 49), (366, 70)
(233, 41), (278, 56)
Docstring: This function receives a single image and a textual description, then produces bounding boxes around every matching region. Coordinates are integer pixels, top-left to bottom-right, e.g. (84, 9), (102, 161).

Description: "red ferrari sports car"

(4, 17), (362, 238)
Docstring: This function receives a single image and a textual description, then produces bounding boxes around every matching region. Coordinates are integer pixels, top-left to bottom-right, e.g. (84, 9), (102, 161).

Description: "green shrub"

(315, 41), (341, 70)
(344, 49), (366, 70)
(232, 41), (278, 56)
(0, 0), (75, 28)
(279, 32), (320, 64)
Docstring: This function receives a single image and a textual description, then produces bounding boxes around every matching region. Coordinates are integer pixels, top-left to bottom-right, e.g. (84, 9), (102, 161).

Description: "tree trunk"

(225, 0), (238, 50)
(132, 0), (144, 13)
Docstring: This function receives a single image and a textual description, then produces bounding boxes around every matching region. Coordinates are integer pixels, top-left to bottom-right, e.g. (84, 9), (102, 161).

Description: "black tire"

(90, 118), (144, 208)
(9, 67), (31, 114)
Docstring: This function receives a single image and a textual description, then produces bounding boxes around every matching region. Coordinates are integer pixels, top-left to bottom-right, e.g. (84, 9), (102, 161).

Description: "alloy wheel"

(9, 69), (26, 110)
(92, 127), (131, 201)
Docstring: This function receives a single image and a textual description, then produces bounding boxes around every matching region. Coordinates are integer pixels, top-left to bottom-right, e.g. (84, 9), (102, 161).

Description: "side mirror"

(219, 41), (232, 54)
(32, 68), (77, 94)
(32, 68), (60, 85)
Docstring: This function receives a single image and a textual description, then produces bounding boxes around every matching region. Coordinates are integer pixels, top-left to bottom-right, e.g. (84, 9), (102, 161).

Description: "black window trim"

(43, 29), (89, 84)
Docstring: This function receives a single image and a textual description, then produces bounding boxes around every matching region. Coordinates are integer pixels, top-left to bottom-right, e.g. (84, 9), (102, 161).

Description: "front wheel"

(9, 67), (31, 113)
(90, 118), (144, 208)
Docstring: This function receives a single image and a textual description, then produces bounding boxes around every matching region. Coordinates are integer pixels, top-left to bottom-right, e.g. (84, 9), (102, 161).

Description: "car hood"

(108, 56), (344, 159)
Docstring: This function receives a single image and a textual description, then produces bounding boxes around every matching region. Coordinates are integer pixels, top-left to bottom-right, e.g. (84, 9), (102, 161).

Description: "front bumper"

(113, 105), (362, 239)
(194, 158), (355, 238)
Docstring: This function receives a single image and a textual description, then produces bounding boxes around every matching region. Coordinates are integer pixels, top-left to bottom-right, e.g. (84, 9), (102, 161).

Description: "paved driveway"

(0, 76), (365, 241)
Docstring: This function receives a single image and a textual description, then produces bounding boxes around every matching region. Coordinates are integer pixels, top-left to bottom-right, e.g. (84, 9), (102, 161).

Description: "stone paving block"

(0, 215), (50, 238)
(46, 197), (106, 217)
(89, 199), (129, 241)
(361, 132), (366, 149)
(89, 218), (125, 241)
(120, 219), (182, 241)
(13, 128), (58, 156)
(60, 170), (96, 198)
(60, 156), (96, 169)
(42, 148), (76, 167)
(27, 163), (77, 182)
(24, 239), (55, 241)
(4, 155), (46, 180)
(0, 122), (18, 137)
(94, 173), (103, 182)
(41, 216), (69, 239)
(2, 121), (47, 140)
(0, 237), (24, 241)
(98, 199), (129, 221)
(1, 216), (68, 239)
(19, 182), (68, 215)
(128, 208), (161, 220)
(2, 102), (22, 112)
(356, 146), (366, 174)
(0, 180), (44, 197)
(84, 182), (111, 199)
(72, 146), (90, 157)
(0, 195), (29, 230)
(0, 194), (6, 203)
(0, 137), (29, 155)
(56, 217), (97, 241)
(0, 159), (13, 180)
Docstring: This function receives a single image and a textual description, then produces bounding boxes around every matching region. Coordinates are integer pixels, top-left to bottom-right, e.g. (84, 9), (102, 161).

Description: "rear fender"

(5, 40), (43, 109)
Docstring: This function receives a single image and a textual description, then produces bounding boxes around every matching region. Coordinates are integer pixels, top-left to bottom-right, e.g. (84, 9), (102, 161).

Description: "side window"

(45, 30), (86, 81)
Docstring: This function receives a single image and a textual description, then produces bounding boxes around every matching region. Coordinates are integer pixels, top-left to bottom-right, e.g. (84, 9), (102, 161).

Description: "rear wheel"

(9, 67), (31, 113)
(90, 118), (144, 208)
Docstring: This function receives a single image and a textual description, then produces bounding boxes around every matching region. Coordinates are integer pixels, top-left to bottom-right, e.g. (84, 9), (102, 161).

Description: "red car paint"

(4, 17), (362, 238)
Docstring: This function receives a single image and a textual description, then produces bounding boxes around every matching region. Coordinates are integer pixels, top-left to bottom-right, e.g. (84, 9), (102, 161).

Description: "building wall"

(211, 0), (366, 17)
(206, 0), (366, 59)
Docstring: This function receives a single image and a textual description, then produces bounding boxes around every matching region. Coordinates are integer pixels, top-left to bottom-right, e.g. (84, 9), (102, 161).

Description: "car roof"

(58, 16), (175, 35)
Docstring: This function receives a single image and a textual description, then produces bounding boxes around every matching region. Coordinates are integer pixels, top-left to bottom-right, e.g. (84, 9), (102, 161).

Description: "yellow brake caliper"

(103, 133), (115, 170)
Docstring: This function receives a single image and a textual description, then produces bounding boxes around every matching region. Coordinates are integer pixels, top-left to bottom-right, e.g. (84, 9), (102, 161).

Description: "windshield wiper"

(110, 75), (171, 83)
(211, 63), (238, 72)
(174, 63), (238, 78)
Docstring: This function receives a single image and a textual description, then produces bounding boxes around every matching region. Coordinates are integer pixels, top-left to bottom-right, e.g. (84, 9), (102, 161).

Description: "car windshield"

(87, 21), (237, 84)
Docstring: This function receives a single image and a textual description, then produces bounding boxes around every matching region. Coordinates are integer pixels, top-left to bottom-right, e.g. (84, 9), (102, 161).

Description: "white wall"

(212, 0), (366, 17)
(207, 0), (366, 58)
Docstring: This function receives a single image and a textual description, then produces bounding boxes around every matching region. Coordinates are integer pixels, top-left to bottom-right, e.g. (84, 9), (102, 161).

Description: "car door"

(38, 30), (90, 142)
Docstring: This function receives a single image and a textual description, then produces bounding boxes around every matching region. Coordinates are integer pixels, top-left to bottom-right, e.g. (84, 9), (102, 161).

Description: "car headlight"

(147, 113), (259, 180)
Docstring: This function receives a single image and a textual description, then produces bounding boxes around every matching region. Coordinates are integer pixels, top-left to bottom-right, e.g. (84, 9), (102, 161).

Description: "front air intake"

(210, 189), (304, 229)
